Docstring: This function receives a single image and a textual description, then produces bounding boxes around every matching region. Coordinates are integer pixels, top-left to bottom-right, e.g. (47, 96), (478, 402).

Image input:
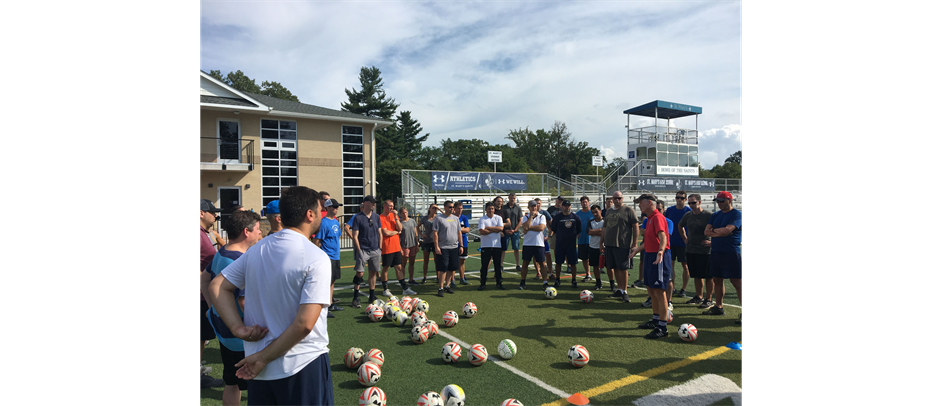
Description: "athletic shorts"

(522, 245), (545, 263)
(604, 246), (634, 271)
(588, 247), (601, 267)
(643, 249), (673, 290)
(219, 344), (248, 389)
(459, 246), (468, 259)
(671, 246), (687, 263)
(435, 247), (460, 272)
(382, 251), (402, 267)
(500, 234), (509, 251)
(330, 259), (341, 282)
(354, 248), (381, 274)
(686, 253), (711, 279)
(247, 353), (333, 406)
(509, 231), (521, 250)
(709, 251), (742, 279)
(544, 239), (551, 253)
(201, 299), (216, 341)
(578, 244), (590, 261)
(555, 243), (578, 265)
(402, 246), (418, 258)
(421, 241), (435, 252)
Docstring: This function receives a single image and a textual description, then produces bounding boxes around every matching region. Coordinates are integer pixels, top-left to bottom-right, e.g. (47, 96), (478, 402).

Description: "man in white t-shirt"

(477, 201), (505, 290)
(209, 186), (334, 405)
(518, 200), (547, 291)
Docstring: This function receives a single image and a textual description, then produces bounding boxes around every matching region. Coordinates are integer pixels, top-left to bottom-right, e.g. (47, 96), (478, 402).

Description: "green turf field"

(200, 241), (742, 405)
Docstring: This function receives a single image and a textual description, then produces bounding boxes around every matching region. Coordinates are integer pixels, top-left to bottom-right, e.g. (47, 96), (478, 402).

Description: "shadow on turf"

(424, 356), (478, 369)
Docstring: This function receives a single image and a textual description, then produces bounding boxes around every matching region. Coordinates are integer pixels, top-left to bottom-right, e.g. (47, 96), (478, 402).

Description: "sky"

(201, 1), (742, 169)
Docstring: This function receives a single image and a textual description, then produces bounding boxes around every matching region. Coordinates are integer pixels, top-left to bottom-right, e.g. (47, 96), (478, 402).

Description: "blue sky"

(201, 1), (742, 168)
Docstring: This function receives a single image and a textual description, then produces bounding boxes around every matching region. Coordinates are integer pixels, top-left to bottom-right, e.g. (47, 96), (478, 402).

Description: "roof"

(200, 95), (259, 108)
(623, 100), (702, 119)
(244, 92), (394, 124)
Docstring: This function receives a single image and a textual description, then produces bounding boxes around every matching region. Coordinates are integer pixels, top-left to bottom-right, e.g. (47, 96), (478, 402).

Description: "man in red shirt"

(381, 200), (418, 296)
(630, 194), (672, 339)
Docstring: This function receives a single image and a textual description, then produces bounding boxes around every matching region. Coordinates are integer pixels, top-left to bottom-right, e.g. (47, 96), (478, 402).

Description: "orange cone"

(567, 393), (590, 405)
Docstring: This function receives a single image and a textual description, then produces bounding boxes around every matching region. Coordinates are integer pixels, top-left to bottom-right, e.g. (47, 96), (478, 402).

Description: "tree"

(724, 150), (742, 165)
(341, 66), (399, 119)
(395, 111), (430, 156)
(260, 81), (299, 102)
(505, 121), (600, 180)
(207, 69), (300, 102)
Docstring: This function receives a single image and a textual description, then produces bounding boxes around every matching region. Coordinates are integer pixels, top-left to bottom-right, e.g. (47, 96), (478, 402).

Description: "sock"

(369, 289), (375, 298)
(382, 281), (388, 290)
(658, 320), (667, 330)
(399, 279), (407, 290)
(354, 289), (360, 298)
(653, 314), (660, 322)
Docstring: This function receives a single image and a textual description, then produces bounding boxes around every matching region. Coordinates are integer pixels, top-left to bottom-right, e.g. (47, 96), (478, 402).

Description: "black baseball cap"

(200, 199), (222, 212)
(362, 195), (378, 203)
(324, 198), (343, 208)
(562, 200), (572, 206)
(633, 194), (657, 203)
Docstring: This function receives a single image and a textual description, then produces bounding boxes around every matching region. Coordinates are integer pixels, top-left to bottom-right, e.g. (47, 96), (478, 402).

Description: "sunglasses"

(675, 197), (686, 200)
(614, 197), (623, 200)
(369, 218), (374, 227)
(688, 201), (699, 205)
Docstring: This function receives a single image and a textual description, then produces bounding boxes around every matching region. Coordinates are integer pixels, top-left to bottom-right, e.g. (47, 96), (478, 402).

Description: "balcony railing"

(628, 126), (698, 145)
(200, 137), (254, 171)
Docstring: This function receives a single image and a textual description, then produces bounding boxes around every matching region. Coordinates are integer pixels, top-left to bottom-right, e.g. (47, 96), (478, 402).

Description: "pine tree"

(395, 111), (430, 157)
(341, 66), (399, 119)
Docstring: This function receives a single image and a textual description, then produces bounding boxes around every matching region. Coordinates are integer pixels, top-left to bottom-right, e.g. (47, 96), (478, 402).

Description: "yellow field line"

(541, 345), (732, 406)
(339, 253), (481, 268)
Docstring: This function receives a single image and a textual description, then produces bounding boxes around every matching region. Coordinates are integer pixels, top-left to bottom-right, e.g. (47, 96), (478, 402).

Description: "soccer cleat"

(450, 281), (457, 289)
(497, 283), (506, 290)
(582, 276), (593, 282)
(672, 288), (679, 296)
(677, 289), (687, 298)
(200, 364), (211, 375)
(460, 278), (470, 285)
(477, 284), (486, 291)
(367, 295), (378, 304)
(408, 279), (420, 285)
(702, 306), (725, 315)
(421, 278), (427, 284)
(644, 328), (669, 339)
(593, 283), (604, 291)
(403, 287), (417, 295)
(553, 280), (561, 289)
(518, 283), (527, 290)
(572, 281), (578, 289)
(333, 297), (341, 304)
(642, 297), (652, 308)
(567, 265), (573, 274)
(622, 292), (631, 303)
(327, 311), (335, 318)
(735, 314), (742, 325)
(351, 297), (361, 308)
(608, 291), (622, 299)
(638, 320), (658, 329)
(685, 296), (703, 305)
(444, 287), (455, 294)
(200, 374), (225, 388)
(382, 289), (393, 297)
(633, 279), (645, 288)
(437, 289), (445, 297)
(698, 300), (713, 309)
(328, 304), (344, 311)
(516, 265), (522, 272)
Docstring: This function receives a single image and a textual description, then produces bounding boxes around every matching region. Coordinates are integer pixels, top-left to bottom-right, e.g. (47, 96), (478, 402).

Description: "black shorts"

(459, 246), (468, 259)
(435, 247), (460, 272)
(686, 253), (711, 279)
(382, 251), (402, 267)
(248, 353), (333, 406)
(710, 251), (742, 279)
(578, 244), (590, 261)
(604, 246), (633, 271)
(588, 247), (601, 267)
(220, 344), (248, 389)
(671, 246), (687, 263)
(330, 259), (341, 282)
(421, 241), (435, 252)
(522, 245), (545, 262)
(555, 244), (578, 265)
(500, 234), (509, 251)
(201, 300), (216, 341)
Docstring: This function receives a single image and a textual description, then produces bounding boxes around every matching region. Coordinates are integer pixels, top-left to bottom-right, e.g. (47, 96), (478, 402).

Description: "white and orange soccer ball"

(417, 391), (444, 406)
(359, 387), (386, 406)
(443, 311), (459, 327)
(568, 345), (589, 368)
(357, 361), (382, 386)
(368, 306), (385, 322)
(580, 290), (594, 303)
(412, 311), (428, 327)
(387, 297), (400, 308)
(666, 309), (674, 323)
(411, 325), (430, 344)
(678, 323), (698, 342)
(468, 344), (488, 366)
(365, 348), (384, 367)
(462, 302), (477, 317)
(501, 399), (524, 406)
(344, 347), (365, 369)
(424, 320), (440, 338)
(442, 342), (462, 363)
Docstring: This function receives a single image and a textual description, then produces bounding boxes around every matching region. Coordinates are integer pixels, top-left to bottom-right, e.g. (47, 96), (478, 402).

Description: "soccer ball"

(424, 320), (440, 338)
(357, 361), (382, 386)
(372, 299), (386, 308)
(359, 387), (386, 406)
(365, 348), (384, 367)
(368, 306), (385, 322)
(442, 342), (462, 363)
(401, 296), (413, 308)
(568, 345), (589, 368)
(344, 347), (365, 369)
(415, 299), (430, 313)
(545, 287), (558, 299)
(580, 290), (594, 303)
(501, 399), (524, 406)
(401, 300), (415, 315)
(443, 311), (459, 327)
(666, 309), (673, 323)
(394, 311), (411, 326)
(384, 305), (401, 320)
(469, 344), (488, 366)
(388, 296), (400, 307)
(441, 384), (465, 406)
(411, 325), (430, 344)
(497, 339), (517, 360)
(418, 391), (444, 406)
(463, 302), (477, 317)
(678, 323), (698, 342)
(412, 312), (428, 327)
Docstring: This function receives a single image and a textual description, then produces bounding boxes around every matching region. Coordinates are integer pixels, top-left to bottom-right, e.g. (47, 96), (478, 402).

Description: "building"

(200, 70), (394, 221)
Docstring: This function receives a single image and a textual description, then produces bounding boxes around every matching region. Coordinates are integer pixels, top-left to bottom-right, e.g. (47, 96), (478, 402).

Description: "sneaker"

(327, 311), (336, 318)
(593, 283), (603, 291)
(200, 365), (212, 374)
(421, 278), (427, 284)
(351, 297), (361, 308)
(382, 289), (393, 297)
(698, 300), (713, 309)
(638, 320), (658, 329)
(668, 302), (674, 311)
(644, 328), (669, 339)
(608, 290), (622, 299)
(571, 281), (578, 289)
(516, 265), (522, 272)
(450, 281), (457, 289)
(642, 297), (652, 308)
(333, 297), (341, 304)
(633, 279), (645, 288)
(200, 374), (225, 388)
(497, 283), (506, 290)
(403, 287), (417, 295)
(685, 296), (703, 305)
(460, 278), (470, 285)
(735, 314), (742, 325)
(672, 288), (679, 296)
(477, 284), (486, 291)
(444, 287), (455, 294)
(518, 283), (527, 290)
(408, 279), (420, 285)
(622, 292), (630, 303)
(582, 276), (593, 282)
(553, 280), (561, 289)
(702, 306), (726, 315)
(677, 289), (687, 298)
(328, 304), (344, 311)
(437, 289), (445, 297)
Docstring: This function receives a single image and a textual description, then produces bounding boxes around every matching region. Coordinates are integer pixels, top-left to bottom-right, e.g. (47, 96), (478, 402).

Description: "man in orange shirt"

(381, 200), (418, 296)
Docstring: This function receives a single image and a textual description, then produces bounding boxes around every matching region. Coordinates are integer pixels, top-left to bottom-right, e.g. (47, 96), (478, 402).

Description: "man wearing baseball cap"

(313, 199), (345, 318)
(551, 200), (582, 290)
(199, 199), (225, 388)
(265, 200), (283, 236)
(631, 193), (672, 339)
(702, 191), (742, 324)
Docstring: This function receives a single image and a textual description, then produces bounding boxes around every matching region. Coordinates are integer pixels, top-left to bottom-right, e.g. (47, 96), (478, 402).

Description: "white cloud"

(697, 124), (742, 168)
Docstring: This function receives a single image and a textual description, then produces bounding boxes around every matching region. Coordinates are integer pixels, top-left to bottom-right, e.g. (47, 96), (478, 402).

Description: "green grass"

(200, 241), (742, 405)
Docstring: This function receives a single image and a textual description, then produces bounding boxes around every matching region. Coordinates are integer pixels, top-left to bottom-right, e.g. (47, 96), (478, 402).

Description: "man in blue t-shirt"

(702, 191), (742, 323)
(664, 190), (693, 298)
(350, 195), (383, 308)
(551, 200), (582, 290)
(453, 203), (472, 286)
(314, 199), (344, 318)
(575, 196), (596, 283)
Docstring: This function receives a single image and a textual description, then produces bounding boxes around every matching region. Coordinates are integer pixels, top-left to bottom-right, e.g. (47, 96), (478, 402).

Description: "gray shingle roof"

(201, 95), (259, 108)
(244, 92), (394, 123)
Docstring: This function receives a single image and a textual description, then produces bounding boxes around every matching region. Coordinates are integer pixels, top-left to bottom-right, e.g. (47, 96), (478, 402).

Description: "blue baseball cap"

(265, 200), (280, 214)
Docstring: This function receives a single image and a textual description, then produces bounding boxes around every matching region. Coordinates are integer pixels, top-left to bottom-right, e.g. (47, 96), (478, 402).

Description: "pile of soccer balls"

(344, 347), (385, 387)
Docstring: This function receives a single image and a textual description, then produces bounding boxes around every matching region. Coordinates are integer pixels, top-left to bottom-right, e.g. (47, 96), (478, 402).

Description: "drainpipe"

(371, 122), (378, 196)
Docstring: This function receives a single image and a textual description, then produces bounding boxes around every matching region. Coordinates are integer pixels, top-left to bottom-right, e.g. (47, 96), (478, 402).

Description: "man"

(551, 200), (582, 289)
(494, 196), (511, 266)
(639, 200), (675, 310)
(545, 196), (564, 278)
(313, 199), (345, 318)
(343, 203), (365, 290)
(702, 191), (742, 324)
(433, 201), (462, 297)
(200, 199), (225, 388)
(664, 190), (692, 298)
(201, 210), (262, 405)
(380, 200), (417, 297)
(631, 193), (672, 339)
(601, 197), (614, 218)
(519, 200), (548, 291)
(318, 191), (330, 219)
(265, 200), (283, 236)
(600, 191), (639, 302)
(477, 202), (505, 290)
(454, 203), (471, 286)
(586, 204), (614, 291)
(575, 196), (595, 283)
(502, 193), (523, 273)
(350, 196), (383, 308)
(534, 198), (553, 280)
(208, 186), (334, 405)
(679, 194), (714, 308)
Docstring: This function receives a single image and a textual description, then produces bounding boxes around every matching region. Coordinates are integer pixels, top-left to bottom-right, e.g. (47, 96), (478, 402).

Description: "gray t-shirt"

(603, 205), (639, 249)
(503, 203), (523, 230)
(420, 216), (436, 243)
(400, 218), (418, 248)
(678, 210), (713, 255)
(432, 214), (461, 250)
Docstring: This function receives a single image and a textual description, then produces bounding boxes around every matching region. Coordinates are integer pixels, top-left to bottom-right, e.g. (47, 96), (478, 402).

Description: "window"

(218, 120), (240, 163)
(260, 120), (298, 207)
(342, 125), (366, 218)
(636, 147), (647, 159)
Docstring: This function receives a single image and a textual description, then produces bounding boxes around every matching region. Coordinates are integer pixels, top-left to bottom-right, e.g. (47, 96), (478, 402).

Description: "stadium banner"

(637, 177), (716, 192)
(430, 171), (527, 191)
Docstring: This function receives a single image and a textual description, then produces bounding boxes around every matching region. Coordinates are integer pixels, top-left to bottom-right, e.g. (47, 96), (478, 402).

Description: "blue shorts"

(643, 249), (672, 290)
(247, 352), (333, 406)
(509, 231), (521, 250)
(522, 245), (545, 263)
(544, 239), (551, 253)
(554, 243), (578, 265)
(709, 251), (742, 279)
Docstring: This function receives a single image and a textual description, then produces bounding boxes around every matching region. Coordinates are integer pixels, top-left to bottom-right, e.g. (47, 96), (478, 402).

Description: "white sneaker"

(403, 287), (417, 295)
(200, 365), (212, 374)
(383, 289), (393, 297)
(668, 302), (674, 311)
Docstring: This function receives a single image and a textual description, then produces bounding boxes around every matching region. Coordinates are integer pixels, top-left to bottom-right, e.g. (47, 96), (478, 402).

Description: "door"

(218, 119), (241, 164)
(217, 187), (242, 240)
